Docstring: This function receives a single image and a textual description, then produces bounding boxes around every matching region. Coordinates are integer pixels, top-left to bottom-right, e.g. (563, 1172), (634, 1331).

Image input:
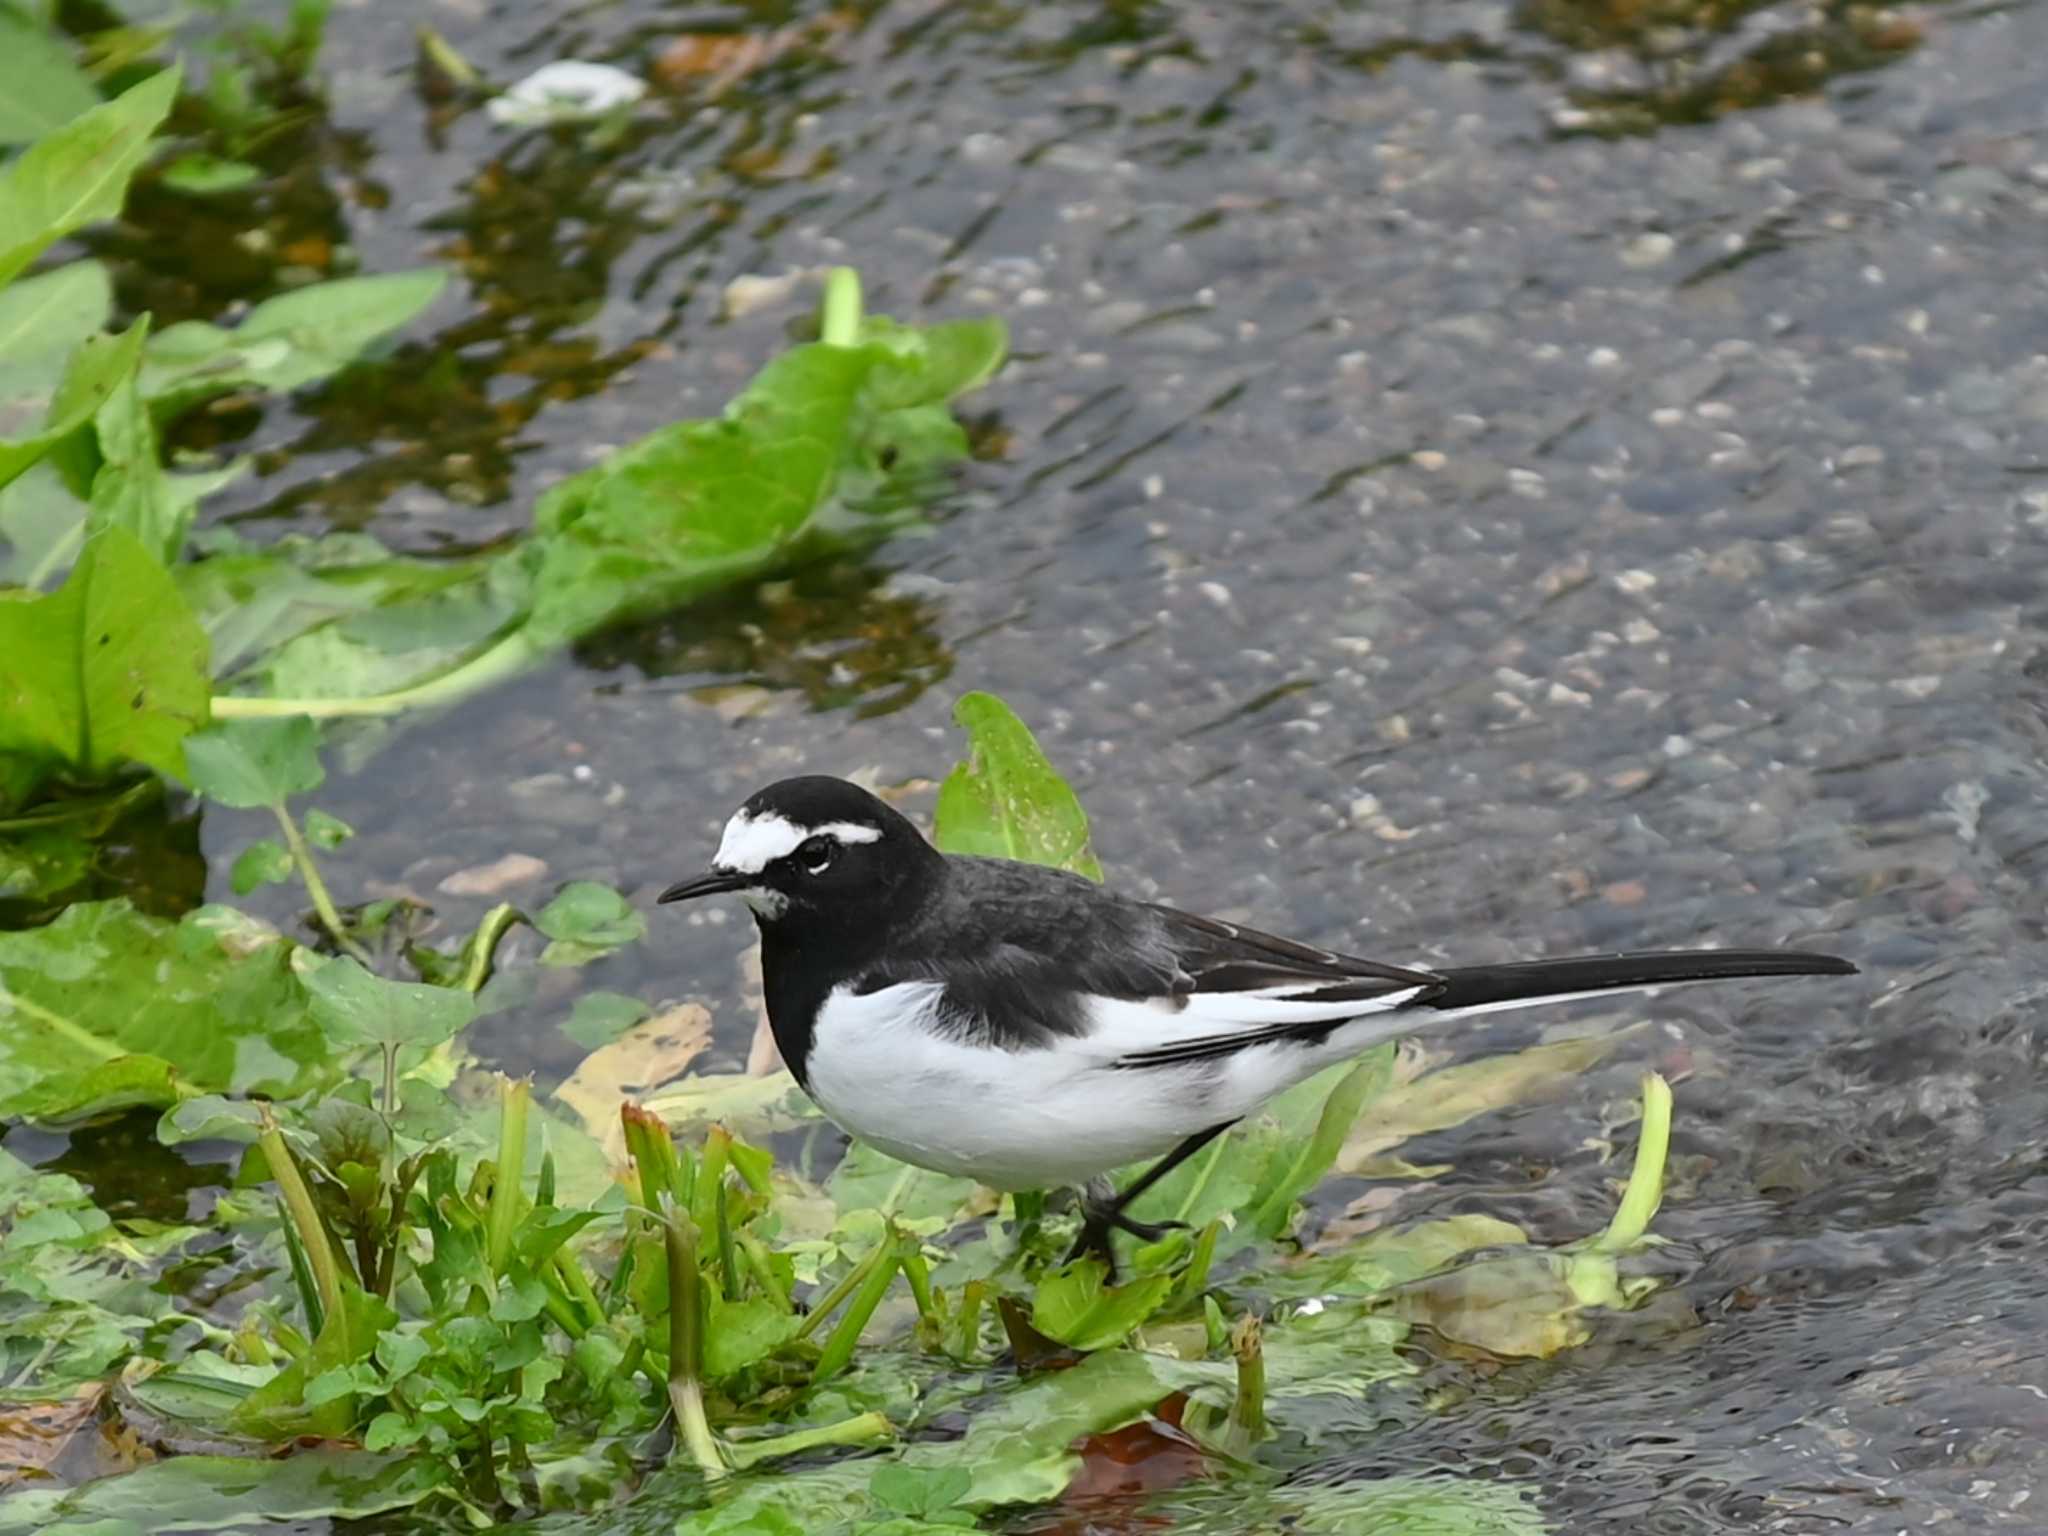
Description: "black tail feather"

(1420, 948), (1857, 1012)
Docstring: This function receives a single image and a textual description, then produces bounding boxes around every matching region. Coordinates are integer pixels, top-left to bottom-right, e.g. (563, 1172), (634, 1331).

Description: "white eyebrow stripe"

(713, 812), (881, 874)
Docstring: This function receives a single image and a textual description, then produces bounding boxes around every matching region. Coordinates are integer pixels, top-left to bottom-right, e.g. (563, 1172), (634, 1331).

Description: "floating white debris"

(488, 61), (647, 126)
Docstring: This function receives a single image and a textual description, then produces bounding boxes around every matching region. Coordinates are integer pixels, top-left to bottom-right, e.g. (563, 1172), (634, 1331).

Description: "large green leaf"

(138, 269), (450, 415)
(900, 1348), (1225, 1510)
(0, 315), (147, 496)
(0, 12), (100, 147)
(0, 67), (179, 291)
(0, 261), (110, 374)
(182, 716), (324, 808)
(0, 1447), (445, 1534)
(0, 900), (331, 1123)
(86, 360), (247, 565)
(206, 301), (1004, 718)
(0, 524), (210, 794)
(933, 691), (1102, 878)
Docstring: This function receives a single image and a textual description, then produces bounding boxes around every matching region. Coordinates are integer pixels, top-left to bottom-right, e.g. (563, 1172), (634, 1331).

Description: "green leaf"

(1244, 1046), (1396, 1238)
(933, 691), (1101, 878)
(0, 315), (148, 497)
(0, 13), (101, 147)
(0, 1147), (189, 1390)
(303, 808), (353, 848)
(1030, 1259), (1175, 1351)
(139, 269), (449, 415)
(0, 1446), (447, 1534)
(702, 1291), (802, 1378)
(86, 357), (248, 566)
(183, 717), (324, 808)
(560, 989), (650, 1049)
(901, 1348), (1226, 1510)
(0, 900), (331, 1123)
(301, 956), (476, 1056)
(0, 524), (210, 792)
(532, 881), (646, 966)
(0, 461), (92, 591)
(0, 261), (111, 382)
(157, 153), (263, 196)
(230, 837), (294, 893)
(204, 297), (1004, 723)
(0, 67), (180, 291)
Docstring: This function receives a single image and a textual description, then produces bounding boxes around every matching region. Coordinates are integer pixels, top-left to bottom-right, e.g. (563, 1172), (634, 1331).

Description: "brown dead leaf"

(553, 1003), (713, 1157)
(0, 1383), (108, 1486)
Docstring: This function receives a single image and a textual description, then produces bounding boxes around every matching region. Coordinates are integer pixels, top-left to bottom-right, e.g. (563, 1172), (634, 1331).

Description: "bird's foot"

(1063, 1182), (1190, 1278)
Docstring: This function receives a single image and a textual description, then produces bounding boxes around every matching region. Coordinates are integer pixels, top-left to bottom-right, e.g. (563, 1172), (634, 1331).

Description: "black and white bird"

(660, 776), (1855, 1265)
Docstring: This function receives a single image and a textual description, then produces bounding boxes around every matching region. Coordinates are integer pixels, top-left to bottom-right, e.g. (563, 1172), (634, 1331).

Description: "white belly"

(803, 981), (1206, 1188)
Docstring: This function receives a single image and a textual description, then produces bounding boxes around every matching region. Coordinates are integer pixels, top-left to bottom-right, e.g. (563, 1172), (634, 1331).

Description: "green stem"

(724, 1411), (895, 1469)
(812, 1227), (901, 1386)
(1228, 1313), (1266, 1449)
(459, 903), (522, 994)
(260, 1110), (343, 1324)
(661, 1198), (726, 1479)
(1592, 1072), (1672, 1254)
(212, 629), (546, 721)
(553, 1248), (606, 1330)
(270, 802), (374, 967)
(818, 267), (862, 347)
(487, 1077), (532, 1276)
(793, 1241), (881, 1342)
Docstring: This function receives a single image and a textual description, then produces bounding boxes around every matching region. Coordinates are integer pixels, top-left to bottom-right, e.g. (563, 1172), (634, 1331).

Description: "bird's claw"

(1063, 1197), (1191, 1279)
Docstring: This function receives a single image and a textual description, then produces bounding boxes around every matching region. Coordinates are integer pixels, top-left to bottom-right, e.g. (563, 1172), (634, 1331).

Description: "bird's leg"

(1066, 1121), (1237, 1275)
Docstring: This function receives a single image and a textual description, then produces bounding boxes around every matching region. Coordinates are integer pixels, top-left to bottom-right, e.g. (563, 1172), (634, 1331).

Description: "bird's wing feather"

(1091, 905), (1445, 1068)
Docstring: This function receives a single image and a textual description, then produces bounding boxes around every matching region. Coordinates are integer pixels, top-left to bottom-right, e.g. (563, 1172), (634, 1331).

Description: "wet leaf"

(0, 316), (147, 497)
(553, 1001), (712, 1151)
(157, 153), (263, 195)
(533, 880), (647, 965)
(560, 988), (652, 1049)
(183, 717), (323, 809)
(1244, 1047), (1394, 1238)
(301, 955), (476, 1057)
(0, 525), (210, 801)
(0, 1446), (445, 1533)
(1031, 1259), (1175, 1351)
(0, 13), (99, 146)
(0, 899), (328, 1123)
(933, 691), (1101, 878)
(0, 67), (179, 290)
(85, 360), (248, 566)
(900, 1347), (1226, 1510)
(1339, 1028), (1640, 1175)
(139, 270), (450, 417)
(210, 293), (1003, 722)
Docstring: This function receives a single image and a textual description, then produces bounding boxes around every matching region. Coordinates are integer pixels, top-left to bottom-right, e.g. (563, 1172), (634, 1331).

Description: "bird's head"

(658, 775), (941, 931)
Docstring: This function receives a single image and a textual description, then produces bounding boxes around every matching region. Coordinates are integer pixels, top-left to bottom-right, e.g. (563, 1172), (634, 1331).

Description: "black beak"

(657, 869), (747, 904)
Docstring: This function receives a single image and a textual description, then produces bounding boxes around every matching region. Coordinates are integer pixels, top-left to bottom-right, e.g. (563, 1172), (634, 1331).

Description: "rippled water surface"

(33, 0), (2048, 1528)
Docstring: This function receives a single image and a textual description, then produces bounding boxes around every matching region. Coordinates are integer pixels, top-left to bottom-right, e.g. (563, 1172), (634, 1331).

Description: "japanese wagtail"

(660, 776), (1855, 1266)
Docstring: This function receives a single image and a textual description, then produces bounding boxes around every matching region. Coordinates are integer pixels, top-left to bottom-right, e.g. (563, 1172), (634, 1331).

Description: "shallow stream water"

(28, 1), (2048, 1529)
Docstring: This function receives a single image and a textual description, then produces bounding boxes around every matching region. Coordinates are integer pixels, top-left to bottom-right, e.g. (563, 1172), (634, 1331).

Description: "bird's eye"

(797, 836), (836, 875)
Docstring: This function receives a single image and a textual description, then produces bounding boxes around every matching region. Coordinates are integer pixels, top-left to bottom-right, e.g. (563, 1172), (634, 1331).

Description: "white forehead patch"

(713, 810), (882, 875)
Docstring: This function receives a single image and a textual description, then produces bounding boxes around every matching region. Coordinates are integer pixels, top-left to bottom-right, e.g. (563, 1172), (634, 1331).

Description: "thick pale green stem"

(819, 267), (862, 347)
(1592, 1072), (1672, 1254)
(661, 1198), (726, 1479)
(1226, 1312), (1266, 1453)
(812, 1227), (902, 1386)
(725, 1411), (894, 1469)
(212, 630), (545, 721)
(459, 904), (521, 994)
(260, 1109), (342, 1325)
(487, 1078), (532, 1275)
